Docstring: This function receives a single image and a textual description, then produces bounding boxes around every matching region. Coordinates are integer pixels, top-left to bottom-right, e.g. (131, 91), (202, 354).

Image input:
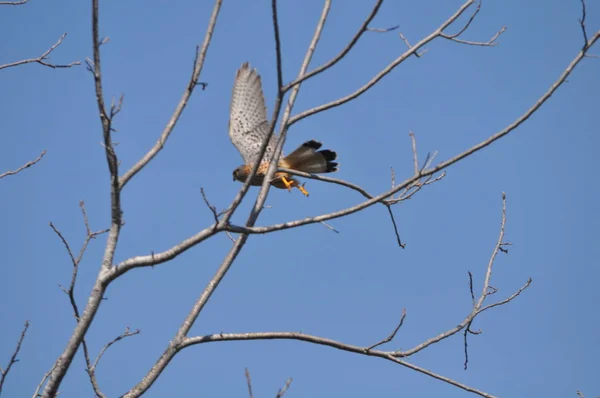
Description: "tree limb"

(287, 0), (480, 127)
(0, 0), (29, 4)
(282, 0), (384, 92)
(41, 0), (123, 394)
(0, 321), (29, 396)
(182, 332), (496, 398)
(86, 327), (141, 398)
(0, 34), (79, 71)
(180, 194), (527, 398)
(118, 1), (221, 189)
(0, 150), (46, 180)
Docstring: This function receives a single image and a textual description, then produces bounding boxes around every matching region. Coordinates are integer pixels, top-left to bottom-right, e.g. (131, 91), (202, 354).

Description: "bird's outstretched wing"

(229, 63), (277, 164)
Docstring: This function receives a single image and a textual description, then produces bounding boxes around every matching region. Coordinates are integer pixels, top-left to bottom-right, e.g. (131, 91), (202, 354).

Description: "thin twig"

(110, 94), (124, 119)
(272, 0), (283, 90)
(0, 34), (80, 71)
(478, 278), (532, 314)
(320, 220), (339, 233)
(366, 25), (399, 33)
(0, 150), (46, 179)
(441, 26), (506, 47)
(580, 0), (588, 48)
(48, 222), (77, 267)
(275, 378), (293, 398)
(398, 32), (427, 58)
(385, 205), (405, 248)
(447, 0), (481, 38)
(439, 0), (505, 46)
(463, 321), (482, 370)
(366, 309), (407, 351)
(0, 321), (30, 395)
(49, 202), (109, 397)
(86, 327), (140, 398)
(468, 271), (475, 303)
(31, 363), (57, 398)
(91, 327), (141, 371)
(201, 188), (219, 224)
(409, 132), (419, 175)
(245, 368), (254, 398)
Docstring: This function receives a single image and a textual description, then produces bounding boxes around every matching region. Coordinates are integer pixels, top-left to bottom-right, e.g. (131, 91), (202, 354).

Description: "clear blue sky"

(1, 0), (599, 397)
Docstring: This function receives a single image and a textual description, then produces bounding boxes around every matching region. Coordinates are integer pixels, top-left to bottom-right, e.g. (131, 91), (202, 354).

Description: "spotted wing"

(229, 63), (277, 164)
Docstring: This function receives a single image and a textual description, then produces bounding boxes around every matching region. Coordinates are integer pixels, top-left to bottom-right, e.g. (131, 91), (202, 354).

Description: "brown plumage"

(232, 140), (338, 195)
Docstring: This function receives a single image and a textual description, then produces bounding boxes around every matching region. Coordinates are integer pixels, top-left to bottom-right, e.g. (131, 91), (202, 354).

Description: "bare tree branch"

(118, 0), (221, 189)
(441, 26), (506, 47)
(109, 224), (219, 276)
(446, 0), (482, 38)
(365, 309), (407, 351)
(287, 0), (481, 127)
(200, 188), (220, 224)
(0, 321), (29, 396)
(50, 202), (110, 307)
(183, 332), (497, 398)
(0, 150), (46, 180)
(86, 327), (141, 398)
(180, 194), (527, 398)
(40, 0), (224, 393)
(0, 34), (80, 71)
(49, 201), (110, 396)
(283, 0), (384, 92)
(41, 1), (124, 392)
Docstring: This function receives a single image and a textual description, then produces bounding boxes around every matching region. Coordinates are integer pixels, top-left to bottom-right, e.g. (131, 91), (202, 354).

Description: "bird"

(229, 62), (338, 196)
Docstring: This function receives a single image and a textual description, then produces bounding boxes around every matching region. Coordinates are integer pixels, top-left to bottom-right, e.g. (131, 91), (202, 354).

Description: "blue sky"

(1, 0), (599, 397)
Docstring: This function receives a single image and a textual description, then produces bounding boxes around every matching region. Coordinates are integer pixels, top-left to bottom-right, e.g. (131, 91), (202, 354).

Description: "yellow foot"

(297, 184), (309, 197)
(281, 176), (294, 191)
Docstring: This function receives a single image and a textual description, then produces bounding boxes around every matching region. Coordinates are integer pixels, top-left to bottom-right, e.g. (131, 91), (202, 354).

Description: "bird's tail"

(281, 140), (338, 174)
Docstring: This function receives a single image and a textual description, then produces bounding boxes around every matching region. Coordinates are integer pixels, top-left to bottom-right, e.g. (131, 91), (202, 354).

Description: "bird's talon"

(281, 176), (293, 191)
(298, 184), (309, 197)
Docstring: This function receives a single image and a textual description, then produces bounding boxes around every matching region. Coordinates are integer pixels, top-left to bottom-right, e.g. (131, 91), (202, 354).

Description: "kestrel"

(229, 62), (338, 196)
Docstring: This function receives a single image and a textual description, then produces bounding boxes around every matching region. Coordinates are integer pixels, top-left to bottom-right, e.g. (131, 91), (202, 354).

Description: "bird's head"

(232, 165), (246, 182)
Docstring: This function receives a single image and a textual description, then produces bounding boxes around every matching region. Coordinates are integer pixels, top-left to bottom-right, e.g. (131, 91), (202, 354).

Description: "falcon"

(229, 62), (338, 196)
